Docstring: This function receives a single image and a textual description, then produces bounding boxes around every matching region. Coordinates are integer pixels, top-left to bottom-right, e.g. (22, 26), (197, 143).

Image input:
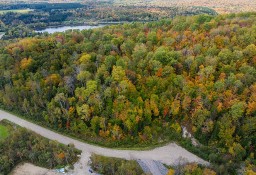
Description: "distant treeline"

(1, 10), (72, 25)
(0, 3), (85, 10)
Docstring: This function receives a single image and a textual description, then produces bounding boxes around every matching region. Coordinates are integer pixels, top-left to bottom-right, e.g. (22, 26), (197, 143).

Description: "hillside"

(113, 0), (256, 14)
(1, 0), (256, 14)
(0, 13), (256, 174)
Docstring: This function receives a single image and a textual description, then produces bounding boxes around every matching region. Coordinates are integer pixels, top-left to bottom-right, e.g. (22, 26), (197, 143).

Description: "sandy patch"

(10, 163), (62, 175)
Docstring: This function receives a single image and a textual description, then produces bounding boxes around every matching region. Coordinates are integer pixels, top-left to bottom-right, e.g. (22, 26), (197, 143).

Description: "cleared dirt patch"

(10, 163), (62, 175)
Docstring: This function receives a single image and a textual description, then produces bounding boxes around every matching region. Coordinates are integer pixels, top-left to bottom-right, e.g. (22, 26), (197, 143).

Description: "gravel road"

(137, 159), (168, 175)
(0, 109), (208, 175)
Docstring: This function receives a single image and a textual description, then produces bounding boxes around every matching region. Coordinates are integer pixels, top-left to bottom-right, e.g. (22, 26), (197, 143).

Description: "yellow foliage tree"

(57, 152), (65, 159)
(20, 58), (33, 69)
(45, 74), (61, 86)
(203, 168), (217, 175)
(167, 169), (175, 175)
(79, 53), (91, 64)
(171, 99), (180, 116)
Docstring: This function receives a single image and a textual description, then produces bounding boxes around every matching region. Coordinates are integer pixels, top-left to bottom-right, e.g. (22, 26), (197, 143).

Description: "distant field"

(0, 9), (33, 14)
(0, 125), (8, 140)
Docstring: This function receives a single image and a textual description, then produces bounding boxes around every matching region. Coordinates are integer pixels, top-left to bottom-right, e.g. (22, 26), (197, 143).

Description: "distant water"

(0, 33), (4, 39)
(35, 25), (104, 34)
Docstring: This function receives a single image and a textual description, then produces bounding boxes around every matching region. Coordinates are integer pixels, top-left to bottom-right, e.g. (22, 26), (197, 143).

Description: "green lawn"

(0, 9), (33, 14)
(0, 125), (9, 140)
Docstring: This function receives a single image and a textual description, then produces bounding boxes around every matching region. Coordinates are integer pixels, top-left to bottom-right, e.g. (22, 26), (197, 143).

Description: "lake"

(0, 33), (4, 39)
(35, 25), (105, 34)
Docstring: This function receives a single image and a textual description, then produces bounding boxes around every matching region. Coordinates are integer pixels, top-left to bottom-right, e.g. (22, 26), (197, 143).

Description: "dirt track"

(0, 110), (208, 175)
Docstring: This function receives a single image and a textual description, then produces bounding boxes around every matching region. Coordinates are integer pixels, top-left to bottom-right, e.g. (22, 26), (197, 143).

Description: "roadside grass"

(0, 9), (33, 14)
(0, 124), (9, 140)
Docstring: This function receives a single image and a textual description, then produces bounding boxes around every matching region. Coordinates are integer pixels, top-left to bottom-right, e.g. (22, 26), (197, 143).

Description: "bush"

(90, 154), (145, 175)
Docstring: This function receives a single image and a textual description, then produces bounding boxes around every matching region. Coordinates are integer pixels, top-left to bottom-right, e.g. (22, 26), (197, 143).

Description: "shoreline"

(33, 21), (130, 31)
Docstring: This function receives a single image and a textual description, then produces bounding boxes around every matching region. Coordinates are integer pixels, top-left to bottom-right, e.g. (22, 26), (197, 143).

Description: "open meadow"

(0, 8), (33, 14)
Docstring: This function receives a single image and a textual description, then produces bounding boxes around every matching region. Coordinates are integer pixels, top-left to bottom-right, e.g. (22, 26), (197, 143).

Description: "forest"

(0, 120), (80, 174)
(0, 12), (255, 174)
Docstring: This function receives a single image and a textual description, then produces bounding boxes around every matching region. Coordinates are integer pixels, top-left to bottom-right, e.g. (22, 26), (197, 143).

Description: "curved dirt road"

(0, 110), (208, 174)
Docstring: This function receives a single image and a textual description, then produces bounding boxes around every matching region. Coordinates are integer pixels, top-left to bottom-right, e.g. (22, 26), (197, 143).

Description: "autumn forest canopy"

(0, 12), (256, 174)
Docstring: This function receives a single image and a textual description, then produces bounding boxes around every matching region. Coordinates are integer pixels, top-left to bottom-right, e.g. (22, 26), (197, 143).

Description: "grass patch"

(0, 124), (9, 140)
(0, 9), (33, 14)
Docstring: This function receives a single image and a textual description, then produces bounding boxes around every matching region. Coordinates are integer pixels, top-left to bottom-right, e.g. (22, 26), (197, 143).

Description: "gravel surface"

(0, 110), (209, 175)
(137, 159), (168, 175)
